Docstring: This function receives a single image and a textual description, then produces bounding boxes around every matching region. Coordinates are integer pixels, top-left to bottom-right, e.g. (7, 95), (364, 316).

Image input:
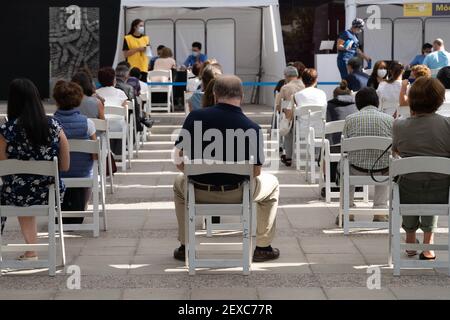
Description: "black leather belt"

(193, 182), (242, 192)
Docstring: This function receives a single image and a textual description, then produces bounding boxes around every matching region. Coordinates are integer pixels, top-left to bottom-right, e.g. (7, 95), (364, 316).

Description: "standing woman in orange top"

(123, 19), (150, 82)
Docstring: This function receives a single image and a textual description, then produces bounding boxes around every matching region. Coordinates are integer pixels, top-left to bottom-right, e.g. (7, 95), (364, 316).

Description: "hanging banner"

(49, 6), (100, 83)
(433, 3), (450, 15)
(404, 3), (450, 16)
(403, 3), (433, 16)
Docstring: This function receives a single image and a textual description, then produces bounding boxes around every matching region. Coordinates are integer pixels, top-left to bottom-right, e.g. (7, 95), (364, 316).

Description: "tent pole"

(253, 6), (264, 105)
(345, 0), (357, 30)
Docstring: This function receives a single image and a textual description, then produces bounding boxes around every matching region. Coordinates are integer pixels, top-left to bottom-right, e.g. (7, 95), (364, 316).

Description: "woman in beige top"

(153, 47), (176, 71)
(151, 47), (176, 83)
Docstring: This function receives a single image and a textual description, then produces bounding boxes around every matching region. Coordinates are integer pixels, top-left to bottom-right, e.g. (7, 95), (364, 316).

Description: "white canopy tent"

(114, 0), (286, 105)
(345, 0), (450, 65)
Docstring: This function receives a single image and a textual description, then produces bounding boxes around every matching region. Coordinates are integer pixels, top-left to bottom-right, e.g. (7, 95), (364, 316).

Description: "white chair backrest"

(90, 118), (108, 132)
(68, 139), (100, 155)
(104, 105), (127, 118)
(390, 156), (450, 177)
(148, 70), (173, 82)
(0, 158), (58, 177)
(341, 136), (392, 153)
(295, 105), (325, 118)
(324, 120), (345, 135)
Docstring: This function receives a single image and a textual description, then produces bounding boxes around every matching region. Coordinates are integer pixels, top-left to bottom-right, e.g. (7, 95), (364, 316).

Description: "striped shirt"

(342, 106), (393, 170)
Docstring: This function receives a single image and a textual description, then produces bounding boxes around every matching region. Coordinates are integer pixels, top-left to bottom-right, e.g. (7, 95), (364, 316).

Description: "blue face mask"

(192, 51), (200, 57)
(408, 78), (416, 84)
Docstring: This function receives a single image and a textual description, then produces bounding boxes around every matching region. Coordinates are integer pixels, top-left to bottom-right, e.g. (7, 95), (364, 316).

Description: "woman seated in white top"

(377, 61), (404, 117)
(96, 67), (128, 107)
(152, 47), (176, 83)
(281, 68), (327, 166)
(96, 67), (128, 155)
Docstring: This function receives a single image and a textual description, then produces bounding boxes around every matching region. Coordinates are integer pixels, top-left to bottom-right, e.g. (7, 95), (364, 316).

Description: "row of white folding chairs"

(0, 158), (65, 276)
(339, 137), (450, 275)
(58, 139), (107, 238)
(318, 120), (368, 203)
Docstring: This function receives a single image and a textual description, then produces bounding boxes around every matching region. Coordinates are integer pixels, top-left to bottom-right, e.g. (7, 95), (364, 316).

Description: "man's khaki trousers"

(173, 173), (279, 247)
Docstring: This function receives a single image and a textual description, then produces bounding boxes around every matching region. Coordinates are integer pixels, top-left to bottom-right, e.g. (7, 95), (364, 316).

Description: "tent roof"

(122, 0), (278, 7)
(353, 0), (450, 4)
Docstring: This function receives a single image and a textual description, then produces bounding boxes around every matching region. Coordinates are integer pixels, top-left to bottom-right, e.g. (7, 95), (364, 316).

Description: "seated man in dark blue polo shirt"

(344, 57), (369, 92)
(172, 75), (280, 262)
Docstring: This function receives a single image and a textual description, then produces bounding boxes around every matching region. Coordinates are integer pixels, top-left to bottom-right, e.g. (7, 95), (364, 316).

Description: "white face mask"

(137, 26), (145, 34)
(377, 69), (387, 78)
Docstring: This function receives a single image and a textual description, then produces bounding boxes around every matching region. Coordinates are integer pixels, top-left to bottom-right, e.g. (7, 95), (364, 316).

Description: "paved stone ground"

(1, 103), (450, 300)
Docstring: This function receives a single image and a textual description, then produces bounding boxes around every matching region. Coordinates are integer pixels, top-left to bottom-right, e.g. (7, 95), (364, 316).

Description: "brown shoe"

(252, 247), (280, 262)
(173, 245), (185, 261)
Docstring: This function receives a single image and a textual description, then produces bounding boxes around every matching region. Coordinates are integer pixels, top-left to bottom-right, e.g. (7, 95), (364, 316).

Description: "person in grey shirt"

(72, 72), (105, 119)
(393, 77), (450, 261)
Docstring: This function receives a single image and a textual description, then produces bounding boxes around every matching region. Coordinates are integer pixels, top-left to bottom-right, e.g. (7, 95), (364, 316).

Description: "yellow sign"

(404, 3), (433, 16)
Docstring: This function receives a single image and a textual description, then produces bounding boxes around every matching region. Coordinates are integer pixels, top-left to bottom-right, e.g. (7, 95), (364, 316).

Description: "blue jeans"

(337, 58), (349, 79)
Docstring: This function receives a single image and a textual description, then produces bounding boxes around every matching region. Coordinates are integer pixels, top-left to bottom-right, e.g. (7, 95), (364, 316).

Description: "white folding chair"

(59, 139), (107, 237)
(125, 100), (137, 160)
(184, 159), (254, 275)
(148, 70), (173, 113)
(271, 92), (280, 131)
(339, 136), (391, 234)
(389, 156), (450, 276)
(319, 120), (345, 203)
(184, 91), (194, 115)
(90, 118), (114, 194)
(0, 158), (65, 276)
(139, 91), (149, 144)
(437, 102), (450, 117)
(104, 105), (131, 171)
(293, 105), (326, 174)
(305, 111), (326, 184)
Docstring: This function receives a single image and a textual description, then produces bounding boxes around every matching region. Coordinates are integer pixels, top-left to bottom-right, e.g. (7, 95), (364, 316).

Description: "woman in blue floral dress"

(0, 79), (70, 260)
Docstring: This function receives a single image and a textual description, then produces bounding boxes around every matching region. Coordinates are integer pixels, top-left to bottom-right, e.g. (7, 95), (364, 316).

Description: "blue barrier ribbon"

(146, 81), (340, 86)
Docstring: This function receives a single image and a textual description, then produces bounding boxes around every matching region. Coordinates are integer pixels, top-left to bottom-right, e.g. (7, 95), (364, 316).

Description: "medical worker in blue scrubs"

(337, 18), (371, 79)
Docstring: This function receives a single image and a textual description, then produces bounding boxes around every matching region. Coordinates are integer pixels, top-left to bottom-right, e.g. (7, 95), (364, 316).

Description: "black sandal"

(419, 252), (436, 260)
(280, 155), (292, 167)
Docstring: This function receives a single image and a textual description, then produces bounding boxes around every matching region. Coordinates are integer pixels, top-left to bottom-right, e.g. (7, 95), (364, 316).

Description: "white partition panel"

(363, 19), (393, 63)
(394, 18), (423, 66)
(144, 20), (174, 57)
(206, 19), (235, 74)
(175, 20), (205, 67)
(425, 18), (450, 50)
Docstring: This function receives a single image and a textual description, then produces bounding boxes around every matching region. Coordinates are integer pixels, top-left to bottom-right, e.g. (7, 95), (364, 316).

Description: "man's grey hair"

(115, 65), (129, 79)
(213, 75), (244, 100)
(284, 66), (299, 78)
